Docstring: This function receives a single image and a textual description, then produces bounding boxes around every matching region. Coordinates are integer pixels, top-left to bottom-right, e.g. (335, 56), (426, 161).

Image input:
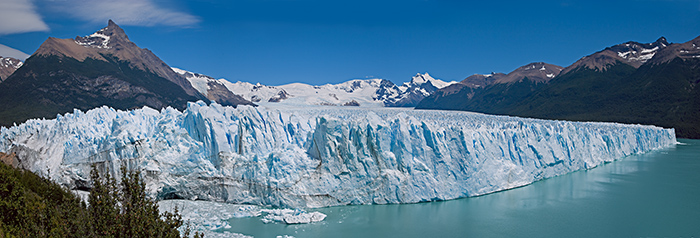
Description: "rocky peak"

(0, 56), (23, 81)
(74, 19), (130, 49)
(410, 73), (433, 85)
(460, 73), (505, 88)
(655, 36), (669, 46)
(493, 62), (564, 84)
(32, 20), (202, 97)
(647, 34), (700, 65)
(406, 72), (456, 90)
(561, 37), (671, 75)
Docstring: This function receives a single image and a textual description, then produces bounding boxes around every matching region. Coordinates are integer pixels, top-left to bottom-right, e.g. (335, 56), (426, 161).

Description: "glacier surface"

(0, 102), (676, 208)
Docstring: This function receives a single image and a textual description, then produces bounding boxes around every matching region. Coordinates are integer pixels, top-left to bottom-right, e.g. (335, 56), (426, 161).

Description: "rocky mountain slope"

(172, 68), (254, 107)
(0, 20), (252, 127)
(417, 35), (700, 138)
(0, 56), (22, 81)
(417, 62), (564, 112)
(560, 37), (669, 74)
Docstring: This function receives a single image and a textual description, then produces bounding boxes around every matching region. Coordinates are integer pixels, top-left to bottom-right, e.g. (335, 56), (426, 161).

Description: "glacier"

(0, 101), (676, 208)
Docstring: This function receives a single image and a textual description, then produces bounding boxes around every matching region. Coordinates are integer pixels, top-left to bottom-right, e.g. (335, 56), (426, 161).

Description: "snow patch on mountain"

(0, 56), (24, 81)
(172, 67), (212, 95)
(404, 72), (458, 91)
(75, 26), (112, 49)
(1, 57), (23, 69)
(0, 102), (676, 209)
(609, 38), (668, 65)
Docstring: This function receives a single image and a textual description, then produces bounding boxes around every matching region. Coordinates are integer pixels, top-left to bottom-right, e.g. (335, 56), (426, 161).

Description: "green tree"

(88, 164), (201, 238)
(0, 162), (200, 238)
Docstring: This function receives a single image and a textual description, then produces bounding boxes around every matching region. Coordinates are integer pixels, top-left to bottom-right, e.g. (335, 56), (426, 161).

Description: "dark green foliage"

(0, 54), (204, 128)
(0, 162), (90, 237)
(0, 162), (201, 237)
(88, 166), (120, 237)
(506, 62), (638, 119)
(86, 164), (202, 238)
(417, 59), (700, 138)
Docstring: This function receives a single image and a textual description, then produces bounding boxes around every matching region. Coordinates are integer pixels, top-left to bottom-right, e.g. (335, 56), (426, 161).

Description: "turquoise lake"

(224, 139), (700, 237)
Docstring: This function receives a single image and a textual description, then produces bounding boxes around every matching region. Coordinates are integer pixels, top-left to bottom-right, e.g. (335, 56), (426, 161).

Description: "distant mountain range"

(174, 68), (457, 107)
(0, 20), (457, 126)
(417, 36), (700, 138)
(1, 20), (697, 138)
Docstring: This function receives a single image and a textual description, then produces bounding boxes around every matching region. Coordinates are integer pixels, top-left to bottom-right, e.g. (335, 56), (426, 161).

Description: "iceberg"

(157, 199), (323, 237)
(0, 101), (676, 208)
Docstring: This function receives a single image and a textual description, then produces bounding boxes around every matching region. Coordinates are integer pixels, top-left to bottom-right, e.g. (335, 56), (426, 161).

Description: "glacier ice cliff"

(0, 102), (676, 208)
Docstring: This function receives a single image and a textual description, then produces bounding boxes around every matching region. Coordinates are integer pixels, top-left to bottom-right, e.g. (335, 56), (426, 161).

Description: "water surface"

(224, 139), (700, 237)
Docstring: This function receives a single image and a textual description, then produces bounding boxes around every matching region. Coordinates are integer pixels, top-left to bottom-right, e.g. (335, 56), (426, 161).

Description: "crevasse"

(0, 101), (676, 208)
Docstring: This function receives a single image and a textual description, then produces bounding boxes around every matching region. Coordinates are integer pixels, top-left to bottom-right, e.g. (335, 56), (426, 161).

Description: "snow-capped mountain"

(172, 69), (457, 107)
(561, 37), (668, 74)
(0, 56), (22, 81)
(382, 73), (459, 107)
(32, 20), (200, 97)
(222, 78), (389, 107)
(0, 102), (675, 208)
(648, 35), (700, 64)
(0, 20), (220, 127)
(172, 68), (254, 107)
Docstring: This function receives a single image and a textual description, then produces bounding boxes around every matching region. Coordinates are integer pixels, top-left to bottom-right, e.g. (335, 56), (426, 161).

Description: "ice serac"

(0, 102), (676, 208)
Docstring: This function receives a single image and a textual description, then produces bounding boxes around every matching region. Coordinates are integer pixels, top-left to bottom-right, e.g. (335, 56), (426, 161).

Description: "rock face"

(0, 152), (19, 168)
(0, 56), (22, 81)
(0, 20), (218, 127)
(0, 102), (676, 208)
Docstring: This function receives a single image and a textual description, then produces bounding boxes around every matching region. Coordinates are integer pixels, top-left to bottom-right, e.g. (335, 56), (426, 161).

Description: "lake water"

(223, 139), (700, 237)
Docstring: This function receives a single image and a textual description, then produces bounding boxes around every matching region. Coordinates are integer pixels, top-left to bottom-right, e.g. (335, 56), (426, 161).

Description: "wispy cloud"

(0, 0), (50, 35)
(52, 0), (201, 28)
(0, 44), (30, 60)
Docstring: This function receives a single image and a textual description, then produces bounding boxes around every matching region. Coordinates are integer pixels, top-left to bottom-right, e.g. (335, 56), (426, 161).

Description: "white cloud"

(0, 44), (30, 60)
(52, 0), (201, 28)
(0, 0), (50, 35)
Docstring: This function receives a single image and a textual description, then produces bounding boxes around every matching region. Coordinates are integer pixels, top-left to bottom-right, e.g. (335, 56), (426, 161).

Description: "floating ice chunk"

(260, 208), (327, 224)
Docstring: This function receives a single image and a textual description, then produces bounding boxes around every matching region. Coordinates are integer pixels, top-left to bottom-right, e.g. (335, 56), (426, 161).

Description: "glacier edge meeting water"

(0, 101), (676, 208)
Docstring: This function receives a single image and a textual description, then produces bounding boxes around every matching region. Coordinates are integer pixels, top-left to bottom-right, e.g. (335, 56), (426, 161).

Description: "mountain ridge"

(416, 35), (700, 138)
(174, 68), (457, 107)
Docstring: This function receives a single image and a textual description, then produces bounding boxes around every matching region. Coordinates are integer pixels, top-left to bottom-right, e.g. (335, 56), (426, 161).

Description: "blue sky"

(0, 0), (699, 85)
